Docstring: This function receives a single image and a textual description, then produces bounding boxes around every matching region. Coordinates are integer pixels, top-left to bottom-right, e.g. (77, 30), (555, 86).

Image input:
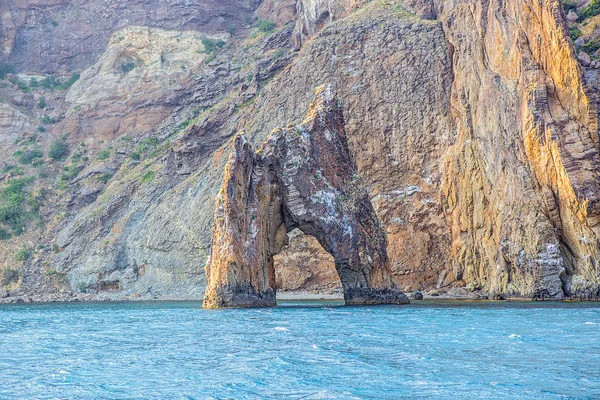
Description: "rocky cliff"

(1, 0), (600, 302)
(203, 85), (407, 307)
(1, 0), (259, 74)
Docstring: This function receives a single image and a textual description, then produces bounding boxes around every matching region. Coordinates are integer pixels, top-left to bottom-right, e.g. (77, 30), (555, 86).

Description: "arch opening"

(273, 229), (343, 300)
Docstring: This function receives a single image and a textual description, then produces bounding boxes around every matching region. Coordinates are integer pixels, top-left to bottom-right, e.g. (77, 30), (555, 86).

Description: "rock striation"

(203, 85), (408, 307)
(2, 0), (600, 302)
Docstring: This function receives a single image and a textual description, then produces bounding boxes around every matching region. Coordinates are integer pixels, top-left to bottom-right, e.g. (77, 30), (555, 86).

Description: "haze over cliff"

(1, 0), (600, 302)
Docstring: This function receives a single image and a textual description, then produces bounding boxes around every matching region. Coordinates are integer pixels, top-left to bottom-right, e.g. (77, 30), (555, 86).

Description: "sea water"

(0, 300), (598, 399)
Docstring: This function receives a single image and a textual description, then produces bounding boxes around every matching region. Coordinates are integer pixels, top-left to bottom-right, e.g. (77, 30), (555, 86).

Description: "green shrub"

(581, 40), (600, 54)
(0, 203), (26, 235)
(56, 180), (68, 190)
(227, 25), (237, 35)
(1, 268), (19, 285)
(77, 281), (88, 292)
(202, 38), (225, 54)
(15, 247), (31, 262)
(0, 227), (10, 240)
(58, 73), (79, 90)
(257, 20), (275, 33)
(37, 96), (46, 109)
(122, 62), (136, 73)
(580, 0), (600, 20)
(0, 177), (35, 235)
(29, 78), (39, 88)
(40, 74), (79, 91)
(17, 148), (44, 165)
(40, 115), (57, 125)
(202, 38), (218, 54)
(0, 63), (15, 80)
(60, 165), (80, 182)
(570, 27), (582, 41)
(136, 137), (159, 154)
(140, 170), (156, 183)
(98, 172), (112, 184)
(130, 152), (141, 161)
(96, 149), (111, 161)
(2, 165), (24, 176)
(10, 77), (31, 93)
(48, 137), (69, 160)
(40, 76), (59, 91)
(563, 0), (578, 12)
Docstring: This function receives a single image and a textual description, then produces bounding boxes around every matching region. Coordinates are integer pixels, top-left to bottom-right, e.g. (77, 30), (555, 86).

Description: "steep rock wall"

(1, 0), (260, 73)
(2, 0), (600, 301)
(433, 0), (600, 298)
(49, 3), (456, 299)
(239, 4), (455, 293)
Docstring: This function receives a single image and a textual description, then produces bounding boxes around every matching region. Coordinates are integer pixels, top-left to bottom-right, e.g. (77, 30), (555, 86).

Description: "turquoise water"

(0, 301), (599, 399)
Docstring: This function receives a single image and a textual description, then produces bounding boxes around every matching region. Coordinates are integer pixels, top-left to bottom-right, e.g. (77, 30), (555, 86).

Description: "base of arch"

(203, 284), (277, 308)
(203, 285), (410, 308)
(344, 287), (410, 305)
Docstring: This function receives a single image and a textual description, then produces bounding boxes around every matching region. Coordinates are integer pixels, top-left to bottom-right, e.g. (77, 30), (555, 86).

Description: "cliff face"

(435, 0), (600, 298)
(1, 0), (600, 302)
(1, 0), (259, 74)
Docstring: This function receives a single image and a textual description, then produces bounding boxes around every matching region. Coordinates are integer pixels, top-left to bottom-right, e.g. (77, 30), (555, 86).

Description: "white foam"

(274, 327), (288, 331)
(508, 334), (522, 339)
(584, 322), (598, 325)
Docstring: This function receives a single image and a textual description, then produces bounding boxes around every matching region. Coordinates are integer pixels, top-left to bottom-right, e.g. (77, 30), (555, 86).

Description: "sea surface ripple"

(0, 300), (598, 399)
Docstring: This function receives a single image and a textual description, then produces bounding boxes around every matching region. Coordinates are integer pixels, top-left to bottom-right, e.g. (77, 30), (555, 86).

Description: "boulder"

(408, 291), (424, 300)
(578, 51), (592, 66)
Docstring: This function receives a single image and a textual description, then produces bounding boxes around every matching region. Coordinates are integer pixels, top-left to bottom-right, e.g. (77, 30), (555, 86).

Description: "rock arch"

(203, 85), (409, 307)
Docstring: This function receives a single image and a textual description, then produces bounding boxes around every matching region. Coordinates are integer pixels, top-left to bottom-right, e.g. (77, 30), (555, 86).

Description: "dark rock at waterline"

(408, 291), (424, 300)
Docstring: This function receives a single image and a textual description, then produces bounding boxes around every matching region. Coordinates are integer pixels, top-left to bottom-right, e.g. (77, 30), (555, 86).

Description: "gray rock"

(447, 287), (468, 297)
(408, 291), (424, 300)
(578, 51), (592, 67)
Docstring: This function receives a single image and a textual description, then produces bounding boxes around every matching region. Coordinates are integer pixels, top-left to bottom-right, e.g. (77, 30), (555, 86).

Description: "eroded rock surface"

(1, 0), (260, 73)
(2, 0), (600, 302)
(62, 26), (229, 142)
(203, 85), (408, 307)
(274, 228), (341, 292)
